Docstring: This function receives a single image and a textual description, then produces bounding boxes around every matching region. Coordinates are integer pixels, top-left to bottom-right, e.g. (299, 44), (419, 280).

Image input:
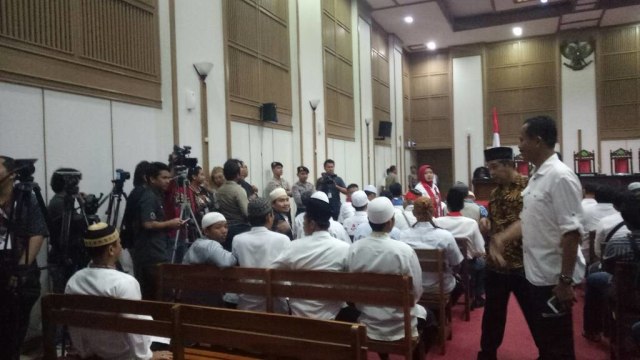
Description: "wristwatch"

(558, 274), (573, 285)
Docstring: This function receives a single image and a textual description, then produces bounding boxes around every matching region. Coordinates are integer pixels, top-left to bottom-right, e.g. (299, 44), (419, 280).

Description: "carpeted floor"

(369, 289), (610, 359)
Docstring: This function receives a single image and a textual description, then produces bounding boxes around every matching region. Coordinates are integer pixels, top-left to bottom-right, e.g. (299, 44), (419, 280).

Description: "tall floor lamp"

(194, 62), (213, 175)
(310, 99), (320, 178)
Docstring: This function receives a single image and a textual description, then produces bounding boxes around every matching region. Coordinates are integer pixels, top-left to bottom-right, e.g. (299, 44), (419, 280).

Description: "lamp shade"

(194, 62), (213, 78)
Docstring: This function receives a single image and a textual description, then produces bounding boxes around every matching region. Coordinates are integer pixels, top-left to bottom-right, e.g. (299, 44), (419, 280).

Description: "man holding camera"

(132, 162), (184, 300)
(316, 159), (347, 220)
(0, 156), (49, 360)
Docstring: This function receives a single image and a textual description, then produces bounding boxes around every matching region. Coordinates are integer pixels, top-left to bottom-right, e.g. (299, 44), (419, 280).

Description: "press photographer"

(315, 159), (347, 220)
(0, 156), (49, 360)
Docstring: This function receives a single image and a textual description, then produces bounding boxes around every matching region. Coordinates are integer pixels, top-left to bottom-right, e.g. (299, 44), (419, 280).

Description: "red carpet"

(367, 288), (610, 359)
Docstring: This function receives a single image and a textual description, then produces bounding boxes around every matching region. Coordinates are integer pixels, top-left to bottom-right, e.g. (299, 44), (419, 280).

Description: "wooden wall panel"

(485, 36), (558, 145)
(598, 24), (640, 140)
(323, 0), (354, 139)
(408, 51), (452, 149)
(225, 0), (292, 127)
(0, 0), (161, 107)
(371, 22), (390, 144)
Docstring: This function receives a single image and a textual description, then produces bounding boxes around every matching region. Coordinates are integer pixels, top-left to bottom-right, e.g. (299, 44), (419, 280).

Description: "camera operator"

(0, 156), (49, 360)
(47, 167), (90, 293)
(132, 161), (184, 300)
(315, 159), (347, 220)
(188, 166), (216, 224)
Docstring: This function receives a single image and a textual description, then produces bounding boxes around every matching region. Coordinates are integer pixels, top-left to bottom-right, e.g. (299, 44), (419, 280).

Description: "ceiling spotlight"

(404, 16), (414, 24)
(512, 26), (523, 36)
(426, 41), (436, 50)
(540, 0), (548, 3)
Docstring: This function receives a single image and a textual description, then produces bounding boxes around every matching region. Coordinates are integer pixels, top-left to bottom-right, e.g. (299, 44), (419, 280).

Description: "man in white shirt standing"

(232, 198), (290, 313)
(518, 115), (585, 359)
(347, 197), (428, 348)
(343, 190), (369, 239)
(293, 191), (350, 243)
(272, 191), (356, 321)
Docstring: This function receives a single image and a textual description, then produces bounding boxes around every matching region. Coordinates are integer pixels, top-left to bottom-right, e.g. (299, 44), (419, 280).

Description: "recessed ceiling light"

(426, 41), (436, 50)
(540, 0), (548, 3)
(404, 16), (414, 24)
(512, 26), (523, 36)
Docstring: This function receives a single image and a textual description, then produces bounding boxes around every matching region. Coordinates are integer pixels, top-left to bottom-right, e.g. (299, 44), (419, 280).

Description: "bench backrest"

(41, 294), (176, 360)
(156, 264), (273, 312)
(173, 304), (367, 360)
(414, 248), (445, 294)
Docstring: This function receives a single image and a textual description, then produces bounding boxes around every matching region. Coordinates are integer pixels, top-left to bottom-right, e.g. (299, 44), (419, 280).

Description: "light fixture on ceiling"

(426, 41), (436, 50)
(404, 16), (414, 24)
(512, 26), (523, 36)
(540, 0), (548, 3)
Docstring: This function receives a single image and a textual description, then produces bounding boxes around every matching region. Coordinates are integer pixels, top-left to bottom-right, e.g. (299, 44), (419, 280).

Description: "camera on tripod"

(13, 158), (37, 182)
(172, 145), (198, 186)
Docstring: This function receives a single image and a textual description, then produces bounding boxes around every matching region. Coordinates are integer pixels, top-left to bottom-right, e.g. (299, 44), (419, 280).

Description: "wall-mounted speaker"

(261, 103), (278, 123)
(378, 121), (392, 138)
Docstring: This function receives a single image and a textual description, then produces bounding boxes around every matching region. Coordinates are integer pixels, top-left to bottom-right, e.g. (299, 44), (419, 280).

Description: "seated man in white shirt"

(435, 183), (486, 307)
(581, 184), (619, 262)
(232, 198), (290, 313)
(273, 191), (358, 321)
(389, 183), (415, 230)
(343, 190), (369, 239)
(338, 183), (359, 224)
(347, 197), (432, 350)
(293, 190), (350, 242)
(65, 223), (172, 360)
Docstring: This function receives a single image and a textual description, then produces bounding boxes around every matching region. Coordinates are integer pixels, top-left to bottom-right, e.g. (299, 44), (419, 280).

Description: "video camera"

(55, 170), (82, 196)
(13, 158), (37, 183)
(172, 145), (198, 186)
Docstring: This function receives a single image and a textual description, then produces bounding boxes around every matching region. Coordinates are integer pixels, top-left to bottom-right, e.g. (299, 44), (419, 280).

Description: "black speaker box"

(378, 121), (392, 138)
(261, 103), (278, 123)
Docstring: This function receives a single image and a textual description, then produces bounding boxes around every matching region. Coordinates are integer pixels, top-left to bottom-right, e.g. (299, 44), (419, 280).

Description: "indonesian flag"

(492, 107), (500, 147)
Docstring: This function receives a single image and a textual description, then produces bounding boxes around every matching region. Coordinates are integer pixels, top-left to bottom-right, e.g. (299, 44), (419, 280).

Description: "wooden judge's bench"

(472, 174), (640, 203)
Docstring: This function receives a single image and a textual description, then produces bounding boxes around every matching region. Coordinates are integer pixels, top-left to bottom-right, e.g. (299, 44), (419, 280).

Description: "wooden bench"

(156, 264), (273, 312)
(415, 248), (452, 354)
(42, 293), (368, 360)
(269, 269), (424, 360)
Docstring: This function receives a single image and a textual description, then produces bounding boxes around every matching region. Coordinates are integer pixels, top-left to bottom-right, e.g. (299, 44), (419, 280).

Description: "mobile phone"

(546, 296), (562, 314)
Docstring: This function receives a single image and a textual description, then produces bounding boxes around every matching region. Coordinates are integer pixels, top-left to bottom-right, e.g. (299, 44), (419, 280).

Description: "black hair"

(347, 183), (359, 191)
(354, 205), (367, 212)
(0, 156), (16, 173)
(50, 167), (80, 193)
(85, 243), (111, 259)
(188, 166), (203, 181)
(595, 185), (619, 204)
(583, 182), (599, 195)
(147, 162), (170, 179)
(370, 222), (387, 232)
(305, 210), (330, 230)
(523, 115), (557, 148)
(387, 165), (396, 173)
(620, 191), (640, 231)
(446, 186), (467, 212)
(389, 183), (402, 197)
(248, 211), (272, 227)
(380, 190), (393, 200)
(223, 159), (242, 180)
(323, 159), (335, 167)
(133, 161), (150, 187)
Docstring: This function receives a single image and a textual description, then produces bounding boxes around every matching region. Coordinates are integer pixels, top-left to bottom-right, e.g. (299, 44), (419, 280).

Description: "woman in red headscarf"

(414, 164), (442, 217)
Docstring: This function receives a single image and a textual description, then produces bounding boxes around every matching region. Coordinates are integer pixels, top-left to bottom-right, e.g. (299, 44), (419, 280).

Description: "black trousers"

(478, 267), (535, 360)
(526, 282), (576, 360)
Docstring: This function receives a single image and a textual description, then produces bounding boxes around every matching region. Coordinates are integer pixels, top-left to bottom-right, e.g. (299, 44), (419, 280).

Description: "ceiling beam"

(453, 2), (573, 31)
(435, 0), (454, 30)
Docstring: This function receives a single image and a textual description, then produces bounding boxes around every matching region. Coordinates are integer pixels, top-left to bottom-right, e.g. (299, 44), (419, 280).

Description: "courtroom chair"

(172, 304), (368, 360)
(414, 248), (452, 354)
(514, 153), (530, 177)
(610, 148), (633, 175)
(574, 149), (596, 174)
(454, 237), (472, 321)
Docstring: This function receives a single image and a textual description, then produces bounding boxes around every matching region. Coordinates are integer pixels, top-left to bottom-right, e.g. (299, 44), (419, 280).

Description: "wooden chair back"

(414, 248), (451, 354)
(41, 294), (176, 360)
(454, 237), (472, 321)
(172, 304), (368, 360)
(270, 269), (418, 359)
(156, 264), (273, 312)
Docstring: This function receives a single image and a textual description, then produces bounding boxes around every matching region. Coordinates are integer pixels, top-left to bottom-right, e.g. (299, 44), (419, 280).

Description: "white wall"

(452, 55), (484, 185)
(561, 53), (598, 171)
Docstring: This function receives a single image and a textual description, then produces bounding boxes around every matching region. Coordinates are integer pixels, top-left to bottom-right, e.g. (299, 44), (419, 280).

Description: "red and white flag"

(492, 107), (500, 147)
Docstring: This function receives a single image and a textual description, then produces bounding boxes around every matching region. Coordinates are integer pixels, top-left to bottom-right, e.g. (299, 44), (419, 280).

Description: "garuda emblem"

(560, 41), (594, 71)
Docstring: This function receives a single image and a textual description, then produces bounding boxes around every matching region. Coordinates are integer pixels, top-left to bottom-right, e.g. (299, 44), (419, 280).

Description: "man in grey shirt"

(217, 159), (250, 251)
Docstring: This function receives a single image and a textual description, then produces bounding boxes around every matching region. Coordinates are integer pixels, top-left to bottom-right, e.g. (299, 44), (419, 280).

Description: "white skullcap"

(467, 191), (476, 199)
(351, 190), (368, 208)
(367, 197), (395, 224)
(364, 185), (377, 194)
(628, 182), (640, 192)
(269, 187), (288, 202)
(311, 191), (330, 204)
(201, 212), (226, 229)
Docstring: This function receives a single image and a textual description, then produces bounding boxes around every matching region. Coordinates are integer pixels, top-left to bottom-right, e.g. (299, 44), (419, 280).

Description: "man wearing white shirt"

(343, 190), (369, 239)
(232, 198), (290, 313)
(581, 182), (597, 209)
(338, 183), (359, 224)
(518, 116), (585, 359)
(272, 191), (355, 321)
(581, 185), (619, 262)
(435, 183), (486, 307)
(293, 191), (350, 243)
(347, 197), (428, 345)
